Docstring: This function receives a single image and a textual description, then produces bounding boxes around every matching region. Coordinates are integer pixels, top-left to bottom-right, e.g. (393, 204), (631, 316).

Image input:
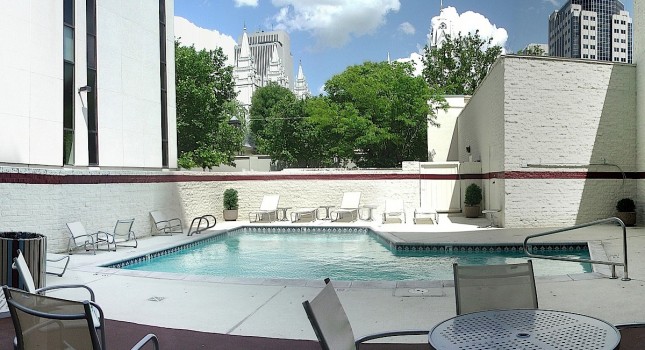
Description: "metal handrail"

(522, 217), (629, 281)
(187, 215), (217, 236)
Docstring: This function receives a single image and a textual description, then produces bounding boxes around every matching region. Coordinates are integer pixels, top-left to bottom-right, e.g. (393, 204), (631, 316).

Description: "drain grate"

(408, 288), (429, 295)
(147, 296), (166, 302)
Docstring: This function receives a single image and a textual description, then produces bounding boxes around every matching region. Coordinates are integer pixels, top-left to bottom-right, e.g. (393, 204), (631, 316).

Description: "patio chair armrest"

(35, 284), (96, 301)
(131, 333), (160, 350)
(72, 233), (97, 242)
(355, 329), (429, 348)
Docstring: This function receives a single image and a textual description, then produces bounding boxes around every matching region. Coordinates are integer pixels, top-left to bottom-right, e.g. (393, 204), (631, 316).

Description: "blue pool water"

(121, 229), (592, 281)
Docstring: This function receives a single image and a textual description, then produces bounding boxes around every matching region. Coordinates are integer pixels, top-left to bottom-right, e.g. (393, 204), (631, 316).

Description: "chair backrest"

(12, 250), (36, 293)
(3, 286), (102, 350)
(340, 192), (361, 210)
(67, 221), (88, 238)
(385, 199), (404, 213)
(259, 195), (280, 211)
(150, 211), (167, 224)
(114, 218), (135, 237)
(453, 261), (538, 315)
(302, 279), (356, 350)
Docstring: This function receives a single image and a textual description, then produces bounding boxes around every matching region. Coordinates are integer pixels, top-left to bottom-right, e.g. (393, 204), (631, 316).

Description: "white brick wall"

(0, 167), (430, 253)
(460, 56), (637, 228)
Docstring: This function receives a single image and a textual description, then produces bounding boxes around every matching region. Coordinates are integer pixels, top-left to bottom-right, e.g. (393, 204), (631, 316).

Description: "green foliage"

(250, 62), (446, 169)
(249, 83), (295, 146)
(616, 198), (636, 212)
(175, 40), (240, 169)
(464, 183), (482, 206)
(516, 44), (546, 56)
(223, 188), (239, 210)
(324, 61), (443, 167)
(422, 31), (502, 95)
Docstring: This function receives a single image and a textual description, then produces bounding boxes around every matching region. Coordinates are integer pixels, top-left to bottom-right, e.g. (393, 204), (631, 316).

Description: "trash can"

(0, 232), (47, 290)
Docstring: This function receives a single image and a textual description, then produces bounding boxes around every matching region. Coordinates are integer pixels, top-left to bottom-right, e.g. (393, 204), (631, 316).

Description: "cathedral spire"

(294, 60), (310, 99)
(240, 26), (250, 58)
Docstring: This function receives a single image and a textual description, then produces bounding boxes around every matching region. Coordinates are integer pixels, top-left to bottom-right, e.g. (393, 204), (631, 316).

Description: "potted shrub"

(616, 198), (636, 226)
(223, 188), (239, 221)
(464, 183), (482, 218)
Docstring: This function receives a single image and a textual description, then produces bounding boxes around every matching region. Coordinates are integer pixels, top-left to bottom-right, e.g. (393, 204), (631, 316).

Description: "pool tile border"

(104, 226), (590, 270)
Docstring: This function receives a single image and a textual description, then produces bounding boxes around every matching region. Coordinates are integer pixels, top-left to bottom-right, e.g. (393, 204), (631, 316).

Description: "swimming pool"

(112, 227), (592, 281)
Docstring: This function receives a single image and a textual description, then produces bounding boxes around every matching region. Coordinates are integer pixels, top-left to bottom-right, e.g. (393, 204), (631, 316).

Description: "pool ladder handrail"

(522, 217), (630, 281)
(187, 215), (217, 236)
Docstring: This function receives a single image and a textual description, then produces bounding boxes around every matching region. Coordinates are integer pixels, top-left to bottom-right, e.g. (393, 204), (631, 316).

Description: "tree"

(174, 40), (240, 169)
(324, 61), (442, 167)
(422, 30), (502, 95)
(517, 44), (546, 56)
(248, 83), (294, 147)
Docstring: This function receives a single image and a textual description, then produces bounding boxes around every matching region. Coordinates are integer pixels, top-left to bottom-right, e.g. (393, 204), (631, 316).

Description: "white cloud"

(543, 0), (561, 6)
(234, 0), (259, 7)
(396, 7), (508, 76)
(174, 16), (237, 66)
(270, 0), (401, 48)
(427, 6), (508, 53)
(399, 22), (415, 35)
(395, 52), (424, 76)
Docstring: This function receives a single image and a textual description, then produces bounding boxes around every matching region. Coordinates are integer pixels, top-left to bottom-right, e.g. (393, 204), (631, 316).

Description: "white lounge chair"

(290, 208), (318, 222)
(98, 218), (137, 251)
(249, 195), (280, 222)
(150, 210), (183, 235)
(413, 206), (439, 224)
(330, 192), (361, 222)
(66, 221), (106, 254)
(382, 199), (406, 223)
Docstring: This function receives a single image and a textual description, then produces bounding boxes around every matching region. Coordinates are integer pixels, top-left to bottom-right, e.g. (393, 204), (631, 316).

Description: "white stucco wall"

(428, 96), (468, 162)
(0, 1), (176, 169)
(0, 2), (64, 166)
(635, 0), (645, 222)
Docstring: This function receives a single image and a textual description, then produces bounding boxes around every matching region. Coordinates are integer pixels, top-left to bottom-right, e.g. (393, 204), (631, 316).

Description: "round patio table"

(429, 309), (620, 350)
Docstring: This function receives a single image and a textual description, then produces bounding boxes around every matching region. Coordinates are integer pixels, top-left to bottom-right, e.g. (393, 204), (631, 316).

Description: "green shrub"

(616, 198), (635, 212)
(464, 183), (482, 206)
(223, 188), (239, 210)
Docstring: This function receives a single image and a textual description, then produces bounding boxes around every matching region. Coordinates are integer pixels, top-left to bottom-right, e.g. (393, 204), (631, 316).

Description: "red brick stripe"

(0, 171), (639, 184)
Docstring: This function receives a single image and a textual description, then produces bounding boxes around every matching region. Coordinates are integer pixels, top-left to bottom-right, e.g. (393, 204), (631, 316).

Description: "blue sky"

(174, 0), (634, 94)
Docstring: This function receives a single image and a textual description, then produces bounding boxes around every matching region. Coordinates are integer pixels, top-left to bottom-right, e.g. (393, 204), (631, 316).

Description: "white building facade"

(0, 0), (177, 169)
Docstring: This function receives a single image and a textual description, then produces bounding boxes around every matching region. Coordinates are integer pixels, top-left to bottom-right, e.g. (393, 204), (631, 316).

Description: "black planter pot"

(0, 232), (47, 290)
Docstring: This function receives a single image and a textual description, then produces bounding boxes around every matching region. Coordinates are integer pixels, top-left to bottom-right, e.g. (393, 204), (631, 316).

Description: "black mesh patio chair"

(302, 278), (428, 350)
(453, 260), (538, 315)
(3, 286), (159, 350)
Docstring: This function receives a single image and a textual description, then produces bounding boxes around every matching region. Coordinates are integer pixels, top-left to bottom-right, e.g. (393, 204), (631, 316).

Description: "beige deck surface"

(5, 215), (644, 343)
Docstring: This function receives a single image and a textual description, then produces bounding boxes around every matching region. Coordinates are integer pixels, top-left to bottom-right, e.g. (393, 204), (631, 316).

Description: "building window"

(87, 0), (98, 165)
(63, 0), (75, 165)
(159, 0), (169, 167)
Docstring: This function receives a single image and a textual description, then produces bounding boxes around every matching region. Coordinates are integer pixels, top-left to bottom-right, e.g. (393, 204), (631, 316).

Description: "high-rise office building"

(548, 0), (632, 63)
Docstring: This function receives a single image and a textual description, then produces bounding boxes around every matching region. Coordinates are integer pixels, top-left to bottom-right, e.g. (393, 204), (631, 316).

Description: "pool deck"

(5, 215), (645, 344)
